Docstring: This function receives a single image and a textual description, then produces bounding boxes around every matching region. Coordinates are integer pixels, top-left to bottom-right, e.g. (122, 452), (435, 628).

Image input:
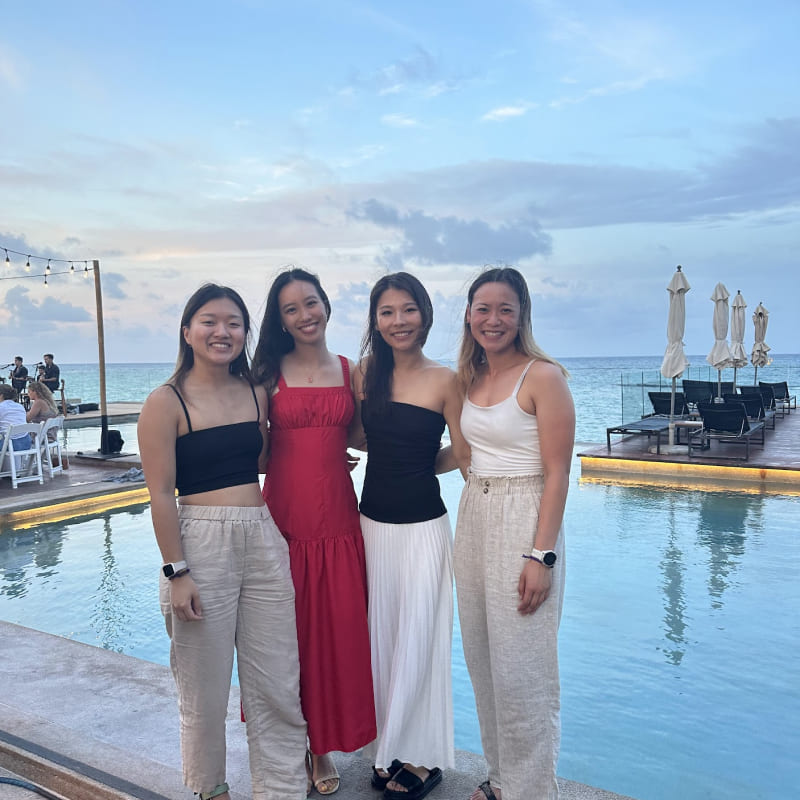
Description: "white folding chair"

(40, 415), (65, 477)
(0, 423), (44, 488)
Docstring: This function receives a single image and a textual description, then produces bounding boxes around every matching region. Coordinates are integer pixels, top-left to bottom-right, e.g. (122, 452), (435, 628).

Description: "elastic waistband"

(177, 504), (271, 522)
(465, 471), (544, 492)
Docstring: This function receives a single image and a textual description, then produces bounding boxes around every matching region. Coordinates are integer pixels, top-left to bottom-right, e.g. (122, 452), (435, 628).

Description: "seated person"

(27, 382), (59, 441)
(9, 357), (28, 393)
(41, 354), (60, 393)
(0, 384), (32, 453)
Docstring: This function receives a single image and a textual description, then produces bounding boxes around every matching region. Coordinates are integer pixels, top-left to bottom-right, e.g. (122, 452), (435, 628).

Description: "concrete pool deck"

(0, 620), (636, 800)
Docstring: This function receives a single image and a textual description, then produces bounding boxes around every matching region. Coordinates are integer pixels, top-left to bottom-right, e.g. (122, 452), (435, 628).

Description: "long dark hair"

(359, 271), (433, 414)
(251, 268), (332, 393)
(457, 266), (567, 390)
(169, 283), (253, 389)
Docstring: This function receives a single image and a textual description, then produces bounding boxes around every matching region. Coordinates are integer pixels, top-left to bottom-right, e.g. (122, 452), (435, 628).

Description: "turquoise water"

(2, 469), (799, 799)
(3, 356), (800, 799)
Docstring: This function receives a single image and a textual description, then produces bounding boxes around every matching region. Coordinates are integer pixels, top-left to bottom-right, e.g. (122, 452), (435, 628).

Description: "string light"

(44, 274), (48, 286)
(0, 242), (97, 282)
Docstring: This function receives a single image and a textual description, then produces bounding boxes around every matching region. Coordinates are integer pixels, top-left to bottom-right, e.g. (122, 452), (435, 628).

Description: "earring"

(282, 326), (287, 333)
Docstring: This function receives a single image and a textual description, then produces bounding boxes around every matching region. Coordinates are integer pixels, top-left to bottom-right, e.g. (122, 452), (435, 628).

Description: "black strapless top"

(359, 401), (446, 524)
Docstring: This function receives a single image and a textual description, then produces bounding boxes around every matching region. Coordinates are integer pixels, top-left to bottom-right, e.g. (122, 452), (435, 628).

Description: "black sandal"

(371, 759), (403, 791)
(475, 780), (498, 800)
(383, 766), (442, 800)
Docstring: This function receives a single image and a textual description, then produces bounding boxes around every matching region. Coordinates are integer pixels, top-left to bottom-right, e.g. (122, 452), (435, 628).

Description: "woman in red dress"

(252, 268), (376, 795)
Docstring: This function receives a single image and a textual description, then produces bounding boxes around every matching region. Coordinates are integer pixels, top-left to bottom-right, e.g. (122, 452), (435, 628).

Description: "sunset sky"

(2, 0), (798, 365)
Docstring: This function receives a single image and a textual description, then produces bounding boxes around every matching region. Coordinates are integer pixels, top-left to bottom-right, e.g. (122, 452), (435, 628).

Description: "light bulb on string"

(83, 261), (89, 278)
(44, 274), (48, 286)
(4, 249), (9, 268)
(70, 262), (75, 274)
(46, 259), (51, 273)
(25, 255), (31, 272)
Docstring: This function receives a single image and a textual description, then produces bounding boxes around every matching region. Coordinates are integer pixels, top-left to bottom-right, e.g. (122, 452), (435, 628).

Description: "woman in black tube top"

(138, 284), (307, 800)
(354, 272), (469, 800)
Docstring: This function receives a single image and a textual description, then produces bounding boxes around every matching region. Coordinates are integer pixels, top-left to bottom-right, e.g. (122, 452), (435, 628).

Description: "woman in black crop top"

(354, 272), (469, 800)
(138, 284), (307, 800)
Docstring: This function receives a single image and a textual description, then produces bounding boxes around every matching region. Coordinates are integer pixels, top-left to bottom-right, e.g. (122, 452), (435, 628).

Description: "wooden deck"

(579, 407), (800, 492)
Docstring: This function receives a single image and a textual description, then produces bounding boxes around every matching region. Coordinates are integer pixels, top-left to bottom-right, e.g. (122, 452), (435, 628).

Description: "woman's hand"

(517, 560), (552, 615)
(169, 574), (204, 622)
(345, 449), (360, 472)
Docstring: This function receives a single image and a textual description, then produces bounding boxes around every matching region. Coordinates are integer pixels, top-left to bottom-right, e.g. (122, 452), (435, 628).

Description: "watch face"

(542, 551), (557, 567)
(163, 564), (175, 578)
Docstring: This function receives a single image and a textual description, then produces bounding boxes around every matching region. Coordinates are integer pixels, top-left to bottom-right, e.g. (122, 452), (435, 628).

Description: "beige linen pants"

(454, 473), (565, 800)
(161, 505), (307, 799)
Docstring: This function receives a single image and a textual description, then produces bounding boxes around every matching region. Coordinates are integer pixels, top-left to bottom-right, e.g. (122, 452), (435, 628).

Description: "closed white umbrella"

(660, 265), (690, 446)
(751, 302), (771, 384)
(729, 290), (748, 391)
(706, 282), (733, 398)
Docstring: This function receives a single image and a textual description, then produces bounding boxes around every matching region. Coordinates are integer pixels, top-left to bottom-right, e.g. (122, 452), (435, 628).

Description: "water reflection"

(660, 493), (687, 665)
(90, 513), (131, 652)
(0, 523), (67, 598)
(696, 492), (763, 609)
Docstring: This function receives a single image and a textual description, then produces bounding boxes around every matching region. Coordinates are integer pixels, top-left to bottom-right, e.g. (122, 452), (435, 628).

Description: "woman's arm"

(137, 386), (203, 622)
(440, 370), (470, 478)
(254, 383), (271, 474)
(25, 399), (42, 423)
(517, 361), (575, 615)
(347, 359), (368, 451)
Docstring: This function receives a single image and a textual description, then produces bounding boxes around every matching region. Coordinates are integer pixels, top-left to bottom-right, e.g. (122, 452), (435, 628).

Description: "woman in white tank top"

(453, 267), (575, 800)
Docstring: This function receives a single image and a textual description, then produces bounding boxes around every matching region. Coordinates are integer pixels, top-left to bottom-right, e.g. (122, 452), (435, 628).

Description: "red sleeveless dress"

(262, 356), (376, 753)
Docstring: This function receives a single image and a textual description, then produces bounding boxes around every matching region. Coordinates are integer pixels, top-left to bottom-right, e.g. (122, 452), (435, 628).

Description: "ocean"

(53, 353), (800, 447)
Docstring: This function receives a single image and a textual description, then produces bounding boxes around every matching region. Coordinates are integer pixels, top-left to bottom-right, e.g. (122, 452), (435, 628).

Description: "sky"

(1, 0), (798, 367)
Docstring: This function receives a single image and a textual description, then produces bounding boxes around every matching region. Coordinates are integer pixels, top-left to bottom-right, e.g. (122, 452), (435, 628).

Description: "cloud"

(101, 272), (128, 300)
(347, 200), (553, 268)
(2, 285), (93, 329)
(481, 104), (533, 121)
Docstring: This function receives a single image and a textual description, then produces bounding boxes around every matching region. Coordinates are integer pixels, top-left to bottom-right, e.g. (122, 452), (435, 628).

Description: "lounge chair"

(691, 401), (766, 461)
(759, 381), (796, 414)
(647, 391), (689, 417)
(681, 379), (715, 411)
(724, 393), (775, 430)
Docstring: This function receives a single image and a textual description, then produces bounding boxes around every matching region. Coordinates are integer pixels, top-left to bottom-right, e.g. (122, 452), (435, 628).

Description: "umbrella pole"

(668, 376), (677, 447)
(754, 365), (758, 385)
(733, 367), (737, 393)
(717, 370), (722, 399)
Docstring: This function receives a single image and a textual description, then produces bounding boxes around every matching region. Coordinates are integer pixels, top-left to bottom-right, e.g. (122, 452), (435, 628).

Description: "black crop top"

(168, 383), (263, 496)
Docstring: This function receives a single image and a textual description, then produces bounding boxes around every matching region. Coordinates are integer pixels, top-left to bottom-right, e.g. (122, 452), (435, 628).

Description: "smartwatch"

(527, 548), (557, 568)
(162, 560), (188, 579)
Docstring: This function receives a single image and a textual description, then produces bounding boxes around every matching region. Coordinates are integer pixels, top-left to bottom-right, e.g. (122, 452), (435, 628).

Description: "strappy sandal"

(312, 752), (340, 796)
(474, 780), (499, 800)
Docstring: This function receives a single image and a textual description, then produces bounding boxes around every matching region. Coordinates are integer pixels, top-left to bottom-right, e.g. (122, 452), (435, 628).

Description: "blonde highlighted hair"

(457, 266), (568, 391)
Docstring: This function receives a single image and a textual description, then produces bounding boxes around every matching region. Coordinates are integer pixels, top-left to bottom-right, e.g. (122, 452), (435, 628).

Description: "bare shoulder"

(521, 360), (571, 403)
(141, 384), (179, 416)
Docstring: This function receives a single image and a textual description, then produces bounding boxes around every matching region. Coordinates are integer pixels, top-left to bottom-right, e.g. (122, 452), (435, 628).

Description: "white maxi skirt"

(360, 512), (455, 770)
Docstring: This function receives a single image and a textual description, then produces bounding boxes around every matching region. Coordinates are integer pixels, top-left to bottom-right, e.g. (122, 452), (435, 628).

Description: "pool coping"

(0, 620), (636, 800)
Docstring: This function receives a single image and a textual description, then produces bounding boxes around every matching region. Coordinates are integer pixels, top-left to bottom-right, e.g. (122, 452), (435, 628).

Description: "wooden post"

(93, 259), (110, 454)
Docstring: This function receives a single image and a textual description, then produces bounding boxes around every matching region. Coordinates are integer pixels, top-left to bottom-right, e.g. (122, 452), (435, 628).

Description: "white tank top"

(461, 360), (543, 476)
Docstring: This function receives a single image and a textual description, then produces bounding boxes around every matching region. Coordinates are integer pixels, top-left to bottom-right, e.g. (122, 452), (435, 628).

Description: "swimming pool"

(1, 468), (798, 800)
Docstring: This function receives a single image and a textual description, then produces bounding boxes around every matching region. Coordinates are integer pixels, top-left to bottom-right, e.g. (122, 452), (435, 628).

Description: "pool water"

(1, 470), (798, 800)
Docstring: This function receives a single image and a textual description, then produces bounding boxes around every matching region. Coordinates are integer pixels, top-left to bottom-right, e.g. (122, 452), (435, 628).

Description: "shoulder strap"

(338, 355), (350, 386)
(166, 384), (192, 432)
(513, 360), (536, 396)
(248, 382), (260, 424)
